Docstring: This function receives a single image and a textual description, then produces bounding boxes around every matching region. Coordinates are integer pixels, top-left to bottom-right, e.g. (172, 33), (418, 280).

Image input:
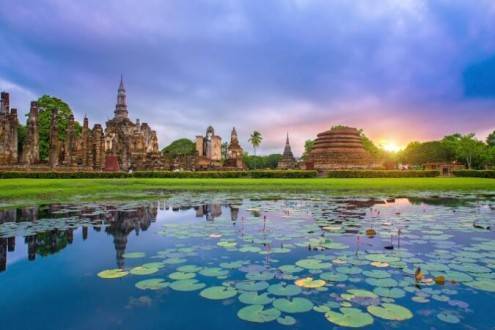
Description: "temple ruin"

(277, 133), (298, 169)
(307, 126), (374, 171)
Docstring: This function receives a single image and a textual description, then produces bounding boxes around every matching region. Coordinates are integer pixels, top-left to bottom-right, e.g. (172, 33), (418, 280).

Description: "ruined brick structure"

(0, 77), (164, 172)
(195, 126), (222, 169)
(307, 126), (374, 171)
(0, 92), (18, 165)
(277, 133), (298, 169)
(223, 127), (245, 169)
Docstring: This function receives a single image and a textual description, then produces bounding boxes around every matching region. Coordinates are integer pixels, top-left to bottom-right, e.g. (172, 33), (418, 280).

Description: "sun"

(381, 141), (402, 153)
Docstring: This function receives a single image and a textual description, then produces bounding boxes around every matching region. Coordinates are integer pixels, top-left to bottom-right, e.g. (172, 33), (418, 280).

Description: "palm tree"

(248, 131), (263, 169)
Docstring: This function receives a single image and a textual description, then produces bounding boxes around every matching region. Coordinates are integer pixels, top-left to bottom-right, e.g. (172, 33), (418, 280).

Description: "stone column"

(64, 114), (75, 166)
(92, 124), (104, 170)
(22, 101), (40, 165)
(48, 109), (59, 168)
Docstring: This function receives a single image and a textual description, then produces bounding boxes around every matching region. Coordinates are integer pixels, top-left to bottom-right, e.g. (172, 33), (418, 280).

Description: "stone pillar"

(64, 114), (75, 166)
(81, 116), (89, 167)
(48, 109), (59, 168)
(7, 108), (18, 164)
(92, 124), (104, 170)
(22, 101), (40, 165)
(0, 92), (9, 114)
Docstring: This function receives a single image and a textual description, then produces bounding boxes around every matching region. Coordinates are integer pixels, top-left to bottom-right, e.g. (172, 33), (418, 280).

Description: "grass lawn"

(0, 177), (494, 207)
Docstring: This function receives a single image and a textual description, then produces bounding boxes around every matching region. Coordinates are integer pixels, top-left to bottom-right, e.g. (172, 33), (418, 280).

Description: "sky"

(0, 0), (494, 156)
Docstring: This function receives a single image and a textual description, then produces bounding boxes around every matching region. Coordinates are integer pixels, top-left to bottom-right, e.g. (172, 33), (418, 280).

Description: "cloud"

(0, 0), (494, 155)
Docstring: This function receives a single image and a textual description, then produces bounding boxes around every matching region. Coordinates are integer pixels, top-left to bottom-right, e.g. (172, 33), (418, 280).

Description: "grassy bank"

(0, 177), (494, 207)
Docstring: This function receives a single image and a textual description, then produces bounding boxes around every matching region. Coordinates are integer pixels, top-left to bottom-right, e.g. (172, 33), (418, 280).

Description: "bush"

(0, 170), (317, 179)
(326, 170), (440, 178)
(453, 170), (495, 178)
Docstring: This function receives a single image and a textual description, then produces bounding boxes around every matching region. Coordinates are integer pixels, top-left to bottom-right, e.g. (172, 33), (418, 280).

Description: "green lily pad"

(135, 278), (169, 290)
(373, 287), (406, 299)
(130, 266), (159, 275)
(437, 311), (460, 324)
(367, 303), (413, 321)
(296, 258), (332, 270)
(278, 265), (303, 274)
(169, 271), (196, 280)
(169, 279), (206, 292)
(465, 279), (495, 292)
(200, 286), (237, 300)
(268, 283), (302, 296)
(122, 252), (145, 259)
(177, 265), (202, 273)
(235, 281), (269, 292)
(277, 315), (296, 326)
(273, 297), (314, 313)
(97, 268), (128, 279)
(325, 308), (374, 328)
(199, 267), (229, 277)
(239, 292), (274, 305)
(237, 304), (281, 323)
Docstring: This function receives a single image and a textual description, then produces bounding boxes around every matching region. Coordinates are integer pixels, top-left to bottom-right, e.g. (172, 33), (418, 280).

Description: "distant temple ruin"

(0, 78), (163, 171)
(277, 134), (298, 169)
(306, 126), (374, 171)
(0, 78), (246, 171)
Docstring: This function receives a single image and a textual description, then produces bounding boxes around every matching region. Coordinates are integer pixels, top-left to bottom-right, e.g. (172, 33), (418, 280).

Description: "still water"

(0, 192), (494, 329)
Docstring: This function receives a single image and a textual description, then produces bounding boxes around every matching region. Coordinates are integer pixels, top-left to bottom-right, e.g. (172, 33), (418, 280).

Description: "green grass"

(0, 177), (494, 207)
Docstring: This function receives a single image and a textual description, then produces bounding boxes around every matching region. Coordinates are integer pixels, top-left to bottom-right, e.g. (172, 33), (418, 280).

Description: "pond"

(0, 192), (494, 329)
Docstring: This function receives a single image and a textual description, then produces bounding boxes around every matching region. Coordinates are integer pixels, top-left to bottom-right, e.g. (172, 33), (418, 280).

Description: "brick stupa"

(307, 126), (373, 171)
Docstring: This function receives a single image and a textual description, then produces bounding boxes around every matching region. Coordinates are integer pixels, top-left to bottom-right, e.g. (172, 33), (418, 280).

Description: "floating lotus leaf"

(163, 257), (187, 264)
(367, 303), (413, 321)
(320, 272), (348, 282)
(336, 266), (362, 275)
(366, 278), (398, 288)
(200, 286), (237, 300)
(295, 277), (326, 288)
(236, 281), (270, 292)
(278, 265), (303, 274)
(465, 279), (495, 292)
(449, 263), (490, 273)
(321, 241), (349, 250)
(295, 259), (332, 270)
(237, 304), (281, 323)
(363, 270), (390, 279)
(135, 278), (169, 290)
(268, 283), (302, 296)
(177, 265), (202, 273)
(273, 297), (314, 313)
(411, 296), (430, 303)
(239, 246), (262, 253)
(199, 267), (229, 277)
(437, 311), (461, 324)
(271, 247), (291, 253)
(325, 308), (374, 328)
(217, 240), (237, 248)
(374, 287), (406, 299)
(169, 279), (206, 292)
(239, 292), (273, 305)
(122, 252), (145, 259)
(277, 315), (296, 326)
(169, 271), (196, 280)
(97, 268), (128, 279)
(130, 266), (159, 275)
(246, 271), (274, 281)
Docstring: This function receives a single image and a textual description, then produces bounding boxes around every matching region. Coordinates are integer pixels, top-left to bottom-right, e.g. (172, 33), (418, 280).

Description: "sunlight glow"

(380, 140), (403, 153)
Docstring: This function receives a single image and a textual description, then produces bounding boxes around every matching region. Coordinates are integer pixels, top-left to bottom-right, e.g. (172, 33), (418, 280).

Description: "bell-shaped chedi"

(307, 126), (373, 171)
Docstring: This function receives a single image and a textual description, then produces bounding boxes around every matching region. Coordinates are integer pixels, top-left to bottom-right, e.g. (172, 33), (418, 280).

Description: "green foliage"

(326, 170), (440, 178)
(486, 130), (495, 147)
(162, 138), (196, 158)
(248, 131), (263, 169)
(36, 95), (81, 160)
(399, 141), (452, 165)
(453, 170), (495, 178)
(455, 134), (486, 169)
(243, 154), (281, 169)
(302, 139), (314, 160)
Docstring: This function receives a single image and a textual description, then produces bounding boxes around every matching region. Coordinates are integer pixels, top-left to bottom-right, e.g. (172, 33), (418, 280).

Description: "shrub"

(326, 170), (440, 178)
(452, 170), (495, 178)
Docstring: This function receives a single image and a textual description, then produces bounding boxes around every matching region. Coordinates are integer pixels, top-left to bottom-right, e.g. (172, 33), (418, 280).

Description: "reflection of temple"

(0, 203), (157, 271)
(194, 204), (240, 222)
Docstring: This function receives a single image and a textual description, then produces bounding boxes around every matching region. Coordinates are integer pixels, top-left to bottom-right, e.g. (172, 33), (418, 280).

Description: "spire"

(114, 75), (128, 120)
(286, 132), (290, 145)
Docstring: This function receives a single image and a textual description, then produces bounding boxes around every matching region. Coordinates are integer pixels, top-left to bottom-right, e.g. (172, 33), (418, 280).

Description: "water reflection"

(0, 201), (243, 272)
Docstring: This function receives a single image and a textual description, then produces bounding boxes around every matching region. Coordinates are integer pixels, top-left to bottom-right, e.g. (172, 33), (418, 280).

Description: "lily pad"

(200, 286), (237, 300)
(273, 297), (314, 313)
(325, 308), (374, 328)
(97, 269), (128, 279)
(237, 304), (281, 323)
(130, 266), (159, 275)
(169, 279), (206, 292)
(268, 283), (302, 296)
(295, 277), (326, 288)
(367, 303), (413, 321)
(239, 292), (274, 305)
(135, 278), (169, 290)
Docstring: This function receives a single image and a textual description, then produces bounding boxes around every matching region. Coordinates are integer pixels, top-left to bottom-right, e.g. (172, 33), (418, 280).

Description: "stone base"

(104, 155), (121, 172)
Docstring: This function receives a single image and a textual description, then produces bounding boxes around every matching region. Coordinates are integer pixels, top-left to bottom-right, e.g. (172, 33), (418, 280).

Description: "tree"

(36, 95), (81, 160)
(243, 153), (281, 169)
(248, 131), (263, 169)
(302, 139), (314, 160)
(161, 138), (196, 158)
(221, 142), (229, 160)
(455, 134), (486, 169)
(487, 130), (495, 147)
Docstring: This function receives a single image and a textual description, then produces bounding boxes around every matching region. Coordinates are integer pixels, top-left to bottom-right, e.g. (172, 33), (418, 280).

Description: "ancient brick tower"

(277, 133), (298, 169)
(21, 101), (40, 165)
(224, 127), (245, 169)
(0, 92), (19, 165)
(48, 109), (59, 168)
